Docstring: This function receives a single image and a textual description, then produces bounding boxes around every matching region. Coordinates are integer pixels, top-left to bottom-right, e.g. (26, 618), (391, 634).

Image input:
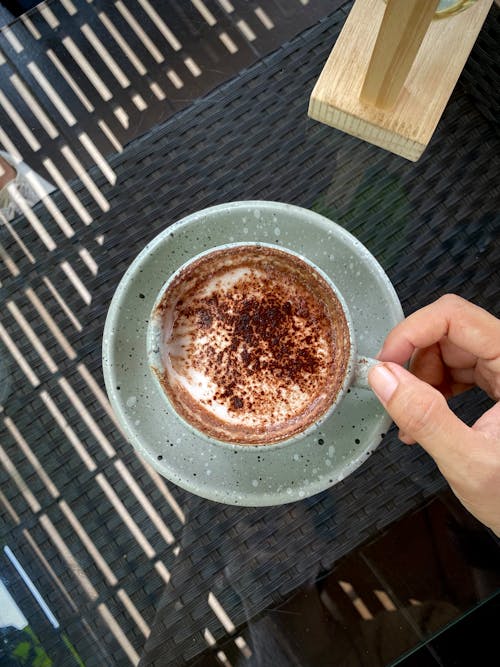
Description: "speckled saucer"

(102, 202), (404, 506)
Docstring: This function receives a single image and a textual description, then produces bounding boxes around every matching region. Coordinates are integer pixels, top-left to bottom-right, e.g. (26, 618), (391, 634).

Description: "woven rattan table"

(0, 2), (499, 666)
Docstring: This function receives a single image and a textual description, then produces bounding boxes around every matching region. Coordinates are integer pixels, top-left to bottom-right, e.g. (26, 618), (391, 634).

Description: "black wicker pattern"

(0, 2), (499, 666)
(0, 0), (339, 180)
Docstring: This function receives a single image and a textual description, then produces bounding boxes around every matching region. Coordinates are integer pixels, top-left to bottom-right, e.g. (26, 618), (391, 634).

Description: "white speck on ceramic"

(325, 459), (332, 466)
(252, 480), (259, 487)
(243, 227), (248, 234)
(126, 396), (137, 408)
(293, 454), (299, 461)
(328, 445), (335, 457)
(274, 227), (281, 236)
(286, 488), (292, 495)
(299, 490), (305, 498)
(135, 419), (141, 426)
(253, 210), (260, 219)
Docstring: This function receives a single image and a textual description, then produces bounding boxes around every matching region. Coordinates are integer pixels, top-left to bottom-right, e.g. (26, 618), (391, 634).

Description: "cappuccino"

(150, 244), (350, 444)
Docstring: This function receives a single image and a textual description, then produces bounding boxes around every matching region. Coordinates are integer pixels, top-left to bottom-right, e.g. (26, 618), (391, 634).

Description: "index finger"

(378, 294), (500, 366)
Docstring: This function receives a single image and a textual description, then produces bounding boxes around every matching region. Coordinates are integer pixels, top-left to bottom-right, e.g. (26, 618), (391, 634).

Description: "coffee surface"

(153, 245), (350, 444)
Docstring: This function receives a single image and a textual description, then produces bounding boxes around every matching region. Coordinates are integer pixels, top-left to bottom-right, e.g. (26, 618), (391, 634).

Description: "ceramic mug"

(147, 242), (377, 446)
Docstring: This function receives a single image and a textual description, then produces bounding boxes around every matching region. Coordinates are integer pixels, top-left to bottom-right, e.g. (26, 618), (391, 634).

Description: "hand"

(368, 294), (500, 537)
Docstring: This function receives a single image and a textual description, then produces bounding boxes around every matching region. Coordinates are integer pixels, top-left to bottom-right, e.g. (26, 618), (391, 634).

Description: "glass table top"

(0, 1), (499, 666)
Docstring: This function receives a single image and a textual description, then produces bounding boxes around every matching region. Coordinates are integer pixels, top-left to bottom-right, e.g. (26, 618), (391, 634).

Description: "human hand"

(368, 295), (500, 536)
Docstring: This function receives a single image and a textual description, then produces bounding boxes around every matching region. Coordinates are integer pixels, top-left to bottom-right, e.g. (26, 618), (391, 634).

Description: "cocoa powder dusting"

(158, 245), (351, 444)
(174, 268), (332, 416)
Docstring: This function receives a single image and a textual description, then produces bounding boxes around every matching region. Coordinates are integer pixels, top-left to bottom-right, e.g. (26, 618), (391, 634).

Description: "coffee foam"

(153, 245), (350, 444)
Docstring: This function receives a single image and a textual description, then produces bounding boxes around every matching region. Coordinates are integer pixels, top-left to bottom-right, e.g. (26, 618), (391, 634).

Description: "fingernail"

(368, 364), (399, 405)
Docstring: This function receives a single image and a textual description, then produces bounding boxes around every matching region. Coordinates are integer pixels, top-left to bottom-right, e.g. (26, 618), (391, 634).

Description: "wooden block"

(308, 0), (493, 161)
(360, 0), (439, 110)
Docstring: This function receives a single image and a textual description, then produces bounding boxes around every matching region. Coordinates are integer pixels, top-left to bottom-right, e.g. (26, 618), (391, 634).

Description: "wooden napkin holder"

(308, 0), (493, 161)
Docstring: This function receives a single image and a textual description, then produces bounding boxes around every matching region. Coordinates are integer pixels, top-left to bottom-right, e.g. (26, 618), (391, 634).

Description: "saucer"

(102, 202), (403, 506)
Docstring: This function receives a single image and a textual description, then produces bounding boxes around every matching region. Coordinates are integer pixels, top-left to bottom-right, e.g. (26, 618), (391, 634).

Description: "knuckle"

(438, 293), (464, 310)
(491, 377), (500, 402)
(480, 367), (500, 401)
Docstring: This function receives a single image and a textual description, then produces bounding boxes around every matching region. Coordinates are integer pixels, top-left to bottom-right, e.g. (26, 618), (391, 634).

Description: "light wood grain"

(360, 0), (439, 109)
(309, 0), (493, 161)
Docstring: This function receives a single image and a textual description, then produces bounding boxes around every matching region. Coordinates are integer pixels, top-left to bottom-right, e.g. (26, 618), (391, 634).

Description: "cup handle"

(352, 356), (379, 391)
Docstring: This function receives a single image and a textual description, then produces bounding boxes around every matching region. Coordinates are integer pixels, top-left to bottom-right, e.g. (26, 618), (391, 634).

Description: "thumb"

(368, 362), (472, 461)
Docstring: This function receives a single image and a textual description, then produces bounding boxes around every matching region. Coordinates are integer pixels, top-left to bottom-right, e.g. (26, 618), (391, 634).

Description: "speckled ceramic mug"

(147, 242), (377, 447)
